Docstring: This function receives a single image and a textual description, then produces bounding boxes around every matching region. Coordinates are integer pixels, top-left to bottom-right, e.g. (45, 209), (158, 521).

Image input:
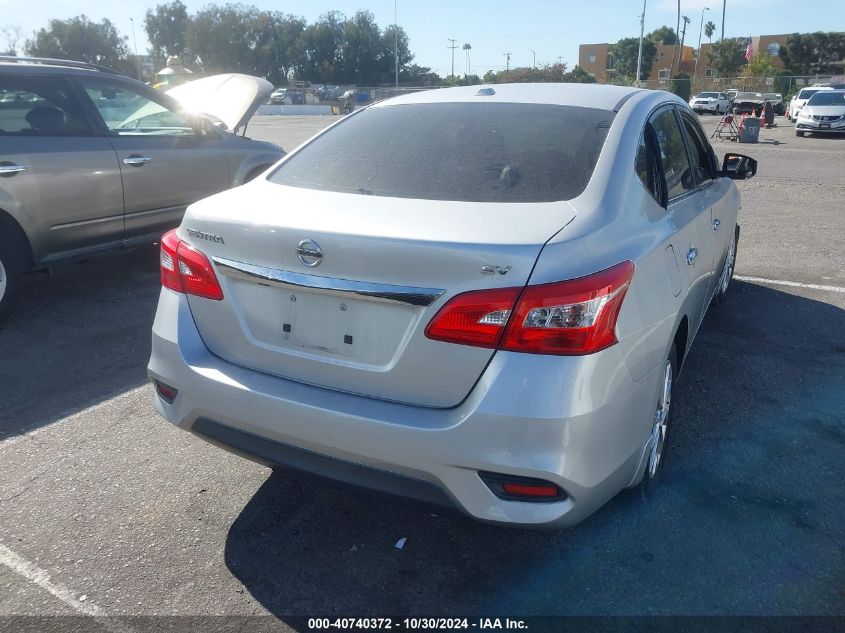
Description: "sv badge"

(481, 265), (512, 275)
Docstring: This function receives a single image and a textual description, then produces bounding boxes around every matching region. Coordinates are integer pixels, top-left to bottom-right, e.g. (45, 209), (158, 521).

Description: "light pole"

(463, 43), (471, 83)
(635, 0), (647, 87)
(394, 0), (398, 90)
(503, 52), (511, 72)
(129, 17), (140, 81)
(530, 49), (536, 68)
(692, 6), (710, 92)
(721, 0), (726, 40)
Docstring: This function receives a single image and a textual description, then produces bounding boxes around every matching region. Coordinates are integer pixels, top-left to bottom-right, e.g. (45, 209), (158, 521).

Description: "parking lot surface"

(1, 113), (843, 625)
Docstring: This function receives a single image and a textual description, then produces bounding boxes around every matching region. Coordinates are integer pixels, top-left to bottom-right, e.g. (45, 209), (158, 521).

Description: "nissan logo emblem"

(296, 239), (323, 267)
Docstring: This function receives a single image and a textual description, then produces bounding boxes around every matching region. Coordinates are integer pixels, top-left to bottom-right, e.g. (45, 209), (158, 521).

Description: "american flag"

(744, 38), (754, 61)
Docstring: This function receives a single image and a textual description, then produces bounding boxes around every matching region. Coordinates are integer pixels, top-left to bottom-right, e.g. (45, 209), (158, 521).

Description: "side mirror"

(721, 153), (757, 180)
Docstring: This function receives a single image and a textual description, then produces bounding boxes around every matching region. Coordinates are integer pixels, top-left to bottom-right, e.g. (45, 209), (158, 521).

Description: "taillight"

(424, 261), (634, 355)
(424, 287), (521, 348)
(159, 229), (223, 300)
(501, 261), (634, 355)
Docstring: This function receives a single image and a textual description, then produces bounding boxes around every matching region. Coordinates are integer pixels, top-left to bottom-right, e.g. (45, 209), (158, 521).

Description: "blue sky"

(3, 0), (843, 76)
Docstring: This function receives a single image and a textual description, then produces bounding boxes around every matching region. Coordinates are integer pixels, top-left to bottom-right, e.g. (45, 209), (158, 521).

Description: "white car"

(688, 92), (730, 114)
(788, 86), (834, 121)
(795, 90), (845, 136)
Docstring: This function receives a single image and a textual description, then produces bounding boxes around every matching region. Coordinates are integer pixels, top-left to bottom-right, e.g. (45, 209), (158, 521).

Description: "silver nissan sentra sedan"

(147, 83), (757, 528)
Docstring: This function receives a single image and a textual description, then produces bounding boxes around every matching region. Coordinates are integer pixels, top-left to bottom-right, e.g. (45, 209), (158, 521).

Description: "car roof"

(373, 83), (644, 112)
(0, 56), (128, 79)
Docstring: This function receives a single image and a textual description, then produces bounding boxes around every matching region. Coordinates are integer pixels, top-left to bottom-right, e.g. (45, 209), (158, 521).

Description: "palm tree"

(704, 21), (716, 43)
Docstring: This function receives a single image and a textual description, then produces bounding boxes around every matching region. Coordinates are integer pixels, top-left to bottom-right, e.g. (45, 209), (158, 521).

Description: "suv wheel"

(0, 238), (22, 324)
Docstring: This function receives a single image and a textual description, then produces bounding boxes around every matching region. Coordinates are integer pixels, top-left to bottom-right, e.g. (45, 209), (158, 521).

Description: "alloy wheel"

(647, 360), (673, 478)
(719, 235), (736, 295)
(0, 258), (6, 304)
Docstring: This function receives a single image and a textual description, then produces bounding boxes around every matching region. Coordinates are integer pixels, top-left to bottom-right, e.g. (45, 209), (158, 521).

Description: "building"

(578, 33), (790, 86)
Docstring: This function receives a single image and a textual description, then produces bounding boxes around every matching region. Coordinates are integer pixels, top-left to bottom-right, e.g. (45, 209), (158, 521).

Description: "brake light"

(424, 287), (521, 348)
(501, 261), (634, 355)
(424, 261), (634, 355)
(159, 229), (223, 300)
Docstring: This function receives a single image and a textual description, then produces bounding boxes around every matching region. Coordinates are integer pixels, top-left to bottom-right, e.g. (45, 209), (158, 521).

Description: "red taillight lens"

(501, 482), (560, 498)
(424, 286), (521, 348)
(159, 229), (223, 301)
(424, 261), (634, 355)
(501, 261), (634, 355)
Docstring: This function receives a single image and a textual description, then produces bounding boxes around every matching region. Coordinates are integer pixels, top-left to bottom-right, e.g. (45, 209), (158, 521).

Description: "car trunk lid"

(181, 180), (575, 407)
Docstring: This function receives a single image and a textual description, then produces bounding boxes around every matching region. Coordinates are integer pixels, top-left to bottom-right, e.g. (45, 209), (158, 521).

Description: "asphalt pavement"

(0, 112), (843, 628)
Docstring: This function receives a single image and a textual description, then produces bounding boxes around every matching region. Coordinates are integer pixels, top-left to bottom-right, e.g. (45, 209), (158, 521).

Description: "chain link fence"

(644, 74), (845, 97)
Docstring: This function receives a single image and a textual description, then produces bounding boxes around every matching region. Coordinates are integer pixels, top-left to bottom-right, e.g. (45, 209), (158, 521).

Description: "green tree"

(339, 11), (381, 84)
(1, 25), (23, 55)
(704, 21), (716, 43)
(563, 64), (597, 83)
(299, 11), (344, 83)
(380, 24), (413, 85)
(648, 26), (677, 45)
(25, 15), (130, 71)
(144, 1), (192, 67)
(780, 32), (845, 75)
(706, 37), (745, 78)
(743, 52), (775, 77)
(671, 72), (691, 101)
(609, 37), (657, 81)
(401, 64), (443, 85)
(187, 4), (265, 75)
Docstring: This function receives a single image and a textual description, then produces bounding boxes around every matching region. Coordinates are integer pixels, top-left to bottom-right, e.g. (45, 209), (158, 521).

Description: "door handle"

(713, 218), (721, 231)
(686, 247), (698, 265)
(0, 163), (28, 176)
(123, 156), (152, 166)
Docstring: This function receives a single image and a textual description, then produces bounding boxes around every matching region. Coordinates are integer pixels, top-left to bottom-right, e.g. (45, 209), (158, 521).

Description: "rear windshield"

(807, 92), (845, 106)
(268, 102), (615, 203)
(698, 93), (718, 98)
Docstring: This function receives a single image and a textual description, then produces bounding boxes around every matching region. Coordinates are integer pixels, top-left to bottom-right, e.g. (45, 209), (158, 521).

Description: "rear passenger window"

(635, 128), (665, 207)
(680, 112), (716, 185)
(0, 76), (90, 136)
(649, 108), (694, 201)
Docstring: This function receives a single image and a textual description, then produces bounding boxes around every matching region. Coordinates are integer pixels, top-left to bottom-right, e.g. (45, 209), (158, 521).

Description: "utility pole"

(463, 43), (471, 82)
(530, 49), (536, 68)
(678, 14), (690, 77)
(503, 52), (511, 72)
(721, 0), (726, 40)
(635, 0), (647, 87)
(693, 6), (710, 93)
(129, 17), (141, 81)
(557, 56), (564, 65)
(394, 0), (399, 90)
(670, 0), (680, 80)
(447, 38), (458, 83)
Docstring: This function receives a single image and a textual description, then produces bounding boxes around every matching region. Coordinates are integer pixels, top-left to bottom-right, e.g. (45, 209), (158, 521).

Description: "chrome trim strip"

(212, 256), (445, 307)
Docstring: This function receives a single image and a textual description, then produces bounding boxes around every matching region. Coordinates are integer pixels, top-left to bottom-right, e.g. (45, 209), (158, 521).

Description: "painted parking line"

(0, 543), (136, 632)
(734, 275), (845, 294)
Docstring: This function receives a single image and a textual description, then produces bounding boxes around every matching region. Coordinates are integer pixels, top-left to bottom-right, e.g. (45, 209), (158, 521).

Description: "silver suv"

(0, 57), (284, 322)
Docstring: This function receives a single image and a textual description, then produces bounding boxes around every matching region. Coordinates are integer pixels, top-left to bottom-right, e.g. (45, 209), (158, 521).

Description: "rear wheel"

(0, 238), (22, 324)
(642, 344), (677, 488)
(796, 130), (805, 137)
(713, 227), (737, 305)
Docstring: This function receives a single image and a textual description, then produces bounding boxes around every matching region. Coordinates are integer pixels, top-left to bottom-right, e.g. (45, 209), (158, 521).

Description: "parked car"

(731, 92), (765, 115)
(269, 88), (287, 104)
(795, 89), (845, 136)
(148, 83), (756, 528)
(688, 91), (730, 114)
(761, 92), (784, 115)
(0, 56), (284, 323)
(787, 86), (834, 121)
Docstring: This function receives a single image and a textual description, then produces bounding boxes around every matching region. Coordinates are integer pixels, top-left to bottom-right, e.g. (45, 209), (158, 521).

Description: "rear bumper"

(148, 289), (662, 528)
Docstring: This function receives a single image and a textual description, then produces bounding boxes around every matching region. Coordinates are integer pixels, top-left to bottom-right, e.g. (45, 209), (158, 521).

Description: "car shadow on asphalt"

(0, 245), (161, 441)
(223, 280), (845, 616)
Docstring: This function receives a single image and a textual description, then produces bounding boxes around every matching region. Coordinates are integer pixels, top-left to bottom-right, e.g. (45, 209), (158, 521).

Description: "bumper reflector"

(154, 380), (178, 404)
(479, 471), (566, 502)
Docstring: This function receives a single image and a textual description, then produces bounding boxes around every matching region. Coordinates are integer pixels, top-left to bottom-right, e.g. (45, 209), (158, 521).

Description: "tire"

(640, 343), (678, 492)
(0, 237), (22, 325)
(796, 130), (805, 137)
(713, 226), (738, 305)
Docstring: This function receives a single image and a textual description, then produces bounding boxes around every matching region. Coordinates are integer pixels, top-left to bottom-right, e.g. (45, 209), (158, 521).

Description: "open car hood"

(167, 73), (273, 133)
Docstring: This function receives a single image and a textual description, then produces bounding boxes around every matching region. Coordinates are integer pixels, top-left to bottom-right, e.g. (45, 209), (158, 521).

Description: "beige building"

(578, 33), (790, 83)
